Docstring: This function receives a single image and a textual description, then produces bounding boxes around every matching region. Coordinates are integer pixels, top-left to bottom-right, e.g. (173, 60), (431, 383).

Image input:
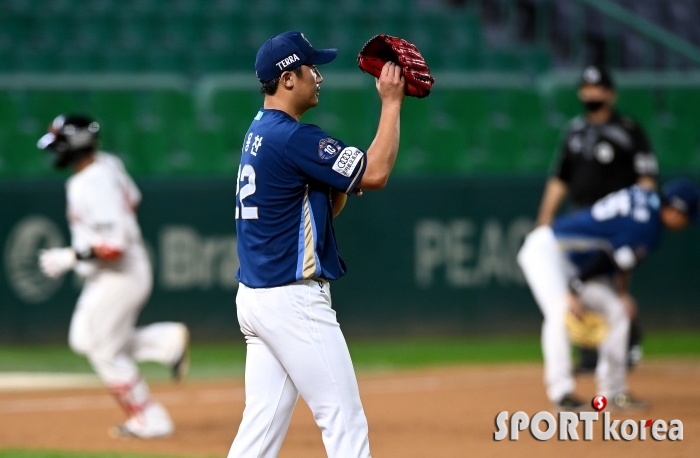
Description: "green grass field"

(1, 331), (699, 379)
(1, 331), (699, 458)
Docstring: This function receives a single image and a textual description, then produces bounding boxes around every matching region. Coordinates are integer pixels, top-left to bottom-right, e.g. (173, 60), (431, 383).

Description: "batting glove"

(39, 247), (77, 279)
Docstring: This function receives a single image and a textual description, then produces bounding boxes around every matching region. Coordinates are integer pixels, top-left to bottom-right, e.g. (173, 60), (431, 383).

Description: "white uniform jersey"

(66, 152), (147, 273)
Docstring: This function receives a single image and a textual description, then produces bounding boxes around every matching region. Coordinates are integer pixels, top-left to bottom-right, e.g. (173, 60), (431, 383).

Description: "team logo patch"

(594, 141), (614, 163)
(332, 147), (363, 177)
(318, 138), (341, 160)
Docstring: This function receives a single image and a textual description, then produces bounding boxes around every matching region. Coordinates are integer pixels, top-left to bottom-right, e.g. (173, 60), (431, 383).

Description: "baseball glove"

(564, 310), (609, 349)
(357, 34), (435, 98)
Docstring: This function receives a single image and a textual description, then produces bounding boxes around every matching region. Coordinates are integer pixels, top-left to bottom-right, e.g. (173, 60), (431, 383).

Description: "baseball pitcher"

(37, 114), (189, 438)
(227, 30), (419, 458)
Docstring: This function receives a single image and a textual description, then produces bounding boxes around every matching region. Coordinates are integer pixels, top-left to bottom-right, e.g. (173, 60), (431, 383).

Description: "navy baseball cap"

(662, 179), (700, 223)
(255, 31), (337, 83)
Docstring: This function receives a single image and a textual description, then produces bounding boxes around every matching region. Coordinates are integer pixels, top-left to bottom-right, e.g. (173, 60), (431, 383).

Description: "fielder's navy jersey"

(235, 109), (366, 288)
(552, 185), (663, 272)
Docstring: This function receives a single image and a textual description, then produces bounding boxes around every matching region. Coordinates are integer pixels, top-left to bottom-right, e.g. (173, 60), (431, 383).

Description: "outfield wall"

(2, 176), (699, 343)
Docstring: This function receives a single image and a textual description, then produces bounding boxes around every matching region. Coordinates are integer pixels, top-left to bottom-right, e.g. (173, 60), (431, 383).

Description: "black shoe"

(610, 393), (649, 411)
(554, 394), (587, 412)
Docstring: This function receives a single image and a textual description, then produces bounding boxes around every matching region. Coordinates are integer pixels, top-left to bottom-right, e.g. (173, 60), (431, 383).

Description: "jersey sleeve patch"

(332, 147), (364, 177)
(634, 152), (659, 176)
(318, 138), (341, 160)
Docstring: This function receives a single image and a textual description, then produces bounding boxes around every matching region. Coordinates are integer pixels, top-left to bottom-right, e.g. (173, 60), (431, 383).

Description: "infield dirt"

(0, 361), (698, 457)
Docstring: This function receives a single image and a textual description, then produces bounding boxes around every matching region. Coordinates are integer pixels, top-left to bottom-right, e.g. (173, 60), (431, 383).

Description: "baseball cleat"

(610, 393), (649, 411)
(171, 324), (190, 382)
(109, 403), (174, 439)
(554, 394), (587, 412)
(108, 423), (173, 440)
(109, 424), (137, 439)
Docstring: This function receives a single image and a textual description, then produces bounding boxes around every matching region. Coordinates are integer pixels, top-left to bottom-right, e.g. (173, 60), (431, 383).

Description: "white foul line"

(0, 369), (539, 414)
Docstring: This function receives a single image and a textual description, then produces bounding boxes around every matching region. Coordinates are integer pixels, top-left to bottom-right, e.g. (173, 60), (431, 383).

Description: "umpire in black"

(535, 65), (658, 372)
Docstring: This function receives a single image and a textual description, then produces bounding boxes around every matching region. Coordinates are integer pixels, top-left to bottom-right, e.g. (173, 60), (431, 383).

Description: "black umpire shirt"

(553, 112), (658, 207)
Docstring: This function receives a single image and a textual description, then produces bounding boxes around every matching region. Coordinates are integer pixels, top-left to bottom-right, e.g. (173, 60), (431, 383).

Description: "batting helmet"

(37, 114), (100, 169)
(661, 179), (700, 223)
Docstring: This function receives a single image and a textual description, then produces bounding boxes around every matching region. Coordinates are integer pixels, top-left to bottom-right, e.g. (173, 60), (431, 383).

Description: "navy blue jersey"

(552, 185), (663, 272)
(235, 109), (366, 288)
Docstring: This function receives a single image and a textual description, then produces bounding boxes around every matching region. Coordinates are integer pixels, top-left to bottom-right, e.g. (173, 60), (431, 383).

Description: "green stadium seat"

(323, 15), (373, 60)
(616, 88), (657, 125)
(119, 0), (167, 17)
(244, 14), (287, 49)
(87, 91), (139, 130)
(26, 91), (86, 126)
(86, 92), (142, 166)
(107, 123), (177, 176)
(13, 49), (62, 72)
(209, 88), (264, 137)
(99, 125), (136, 165)
(3, 131), (53, 176)
(155, 17), (203, 50)
(0, 128), (8, 176)
(189, 50), (230, 74)
(145, 91), (196, 131)
(58, 49), (102, 72)
(174, 125), (238, 175)
(0, 92), (21, 129)
(539, 126), (564, 164)
(0, 49), (15, 72)
(665, 88), (700, 120)
(144, 49), (189, 73)
(198, 16), (246, 57)
(514, 132), (555, 173)
(203, 0), (246, 18)
(548, 87), (581, 121)
(112, 17), (157, 50)
(436, 88), (491, 143)
(395, 96), (441, 173)
(518, 47), (552, 73)
(649, 124), (700, 171)
(31, 17), (72, 49)
(483, 127), (528, 172)
(102, 49), (146, 72)
(163, 0), (205, 17)
(302, 88), (378, 147)
(78, 0), (118, 17)
(480, 50), (521, 71)
(403, 94), (494, 174)
(490, 89), (544, 126)
(70, 17), (114, 45)
(0, 15), (29, 52)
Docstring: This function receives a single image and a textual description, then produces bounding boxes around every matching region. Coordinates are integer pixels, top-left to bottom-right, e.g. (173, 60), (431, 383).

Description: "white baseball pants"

(69, 253), (187, 426)
(228, 280), (371, 458)
(517, 226), (630, 402)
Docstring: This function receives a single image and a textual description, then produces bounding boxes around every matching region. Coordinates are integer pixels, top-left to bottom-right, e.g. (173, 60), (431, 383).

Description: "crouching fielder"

(37, 115), (190, 438)
(518, 181), (699, 411)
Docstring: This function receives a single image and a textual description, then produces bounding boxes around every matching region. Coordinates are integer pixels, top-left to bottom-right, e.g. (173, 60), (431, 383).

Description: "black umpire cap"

(580, 65), (614, 89)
